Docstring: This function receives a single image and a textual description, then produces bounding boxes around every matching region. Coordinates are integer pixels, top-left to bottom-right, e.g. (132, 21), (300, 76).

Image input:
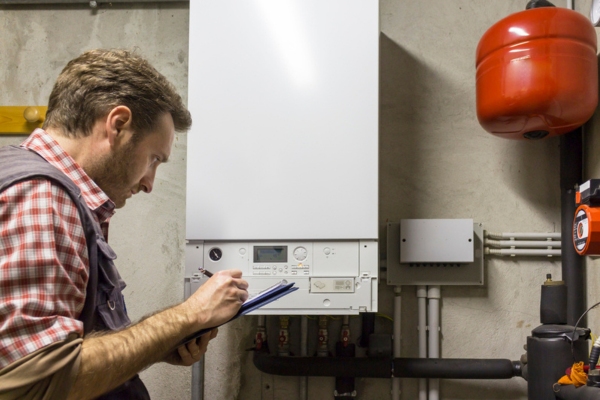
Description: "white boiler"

(185, 0), (379, 315)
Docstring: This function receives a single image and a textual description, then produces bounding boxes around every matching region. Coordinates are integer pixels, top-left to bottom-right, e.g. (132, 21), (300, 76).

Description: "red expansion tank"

(476, 7), (598, 140)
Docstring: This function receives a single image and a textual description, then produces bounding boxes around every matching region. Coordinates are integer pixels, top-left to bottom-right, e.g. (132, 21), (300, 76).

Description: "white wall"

(1, 1), (599, 399)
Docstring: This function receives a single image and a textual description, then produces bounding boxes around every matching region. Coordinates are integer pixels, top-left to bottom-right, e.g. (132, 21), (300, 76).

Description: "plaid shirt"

(0, 129), (115, 368)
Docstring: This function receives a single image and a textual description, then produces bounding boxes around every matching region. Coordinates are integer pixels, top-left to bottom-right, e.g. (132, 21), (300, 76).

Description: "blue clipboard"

(179, 281), (298, 345)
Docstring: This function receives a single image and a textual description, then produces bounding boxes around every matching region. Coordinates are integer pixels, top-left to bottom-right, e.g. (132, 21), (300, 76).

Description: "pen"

(199, 268), (213, 278)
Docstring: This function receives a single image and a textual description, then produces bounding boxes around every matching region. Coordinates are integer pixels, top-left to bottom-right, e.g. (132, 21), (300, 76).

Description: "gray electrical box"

(400, 219), (474, 263)
(386, 220), (484, 286)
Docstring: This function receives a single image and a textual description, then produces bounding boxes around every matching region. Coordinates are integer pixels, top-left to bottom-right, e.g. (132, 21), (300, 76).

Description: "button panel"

(252, 264), (295, 275)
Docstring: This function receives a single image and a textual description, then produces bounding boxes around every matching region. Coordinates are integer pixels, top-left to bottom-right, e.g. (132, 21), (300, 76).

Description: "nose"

(139, 168), (156, 193)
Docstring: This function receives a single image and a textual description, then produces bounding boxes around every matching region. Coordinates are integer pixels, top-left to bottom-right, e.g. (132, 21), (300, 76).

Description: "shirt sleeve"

(0, 179), (89, 369)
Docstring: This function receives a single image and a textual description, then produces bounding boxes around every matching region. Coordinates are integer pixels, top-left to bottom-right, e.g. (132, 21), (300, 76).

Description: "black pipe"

(253, 352), (521, 379)
(359, 312), (375, 348)
(394, 358), (520, 379)
(540, 277), (568, 324)
(555, 384), (600, 400)
(254, 352), (390, 378)
(334, 342), (356, 398)
(560, 128), (585, 326)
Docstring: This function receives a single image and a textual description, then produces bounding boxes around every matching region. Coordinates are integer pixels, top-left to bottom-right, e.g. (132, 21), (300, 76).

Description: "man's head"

(43, 49), (191, 208)
(43, 49), (191, 140)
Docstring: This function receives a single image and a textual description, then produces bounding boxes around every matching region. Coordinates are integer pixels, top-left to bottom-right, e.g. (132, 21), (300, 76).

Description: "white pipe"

(392, 286), (402, 400)
(485, 232), (561, 240)
(485, 248), (561, 257)
(417, 286), (428, 400)
(567, 0), (574, 10)
(428, 286), (441, 400)
(484, 239), (561, 248)
(300, 315), (308, 400)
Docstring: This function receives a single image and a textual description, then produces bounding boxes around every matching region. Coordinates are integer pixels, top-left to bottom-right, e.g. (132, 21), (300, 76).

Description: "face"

(91, 113), (175, 208)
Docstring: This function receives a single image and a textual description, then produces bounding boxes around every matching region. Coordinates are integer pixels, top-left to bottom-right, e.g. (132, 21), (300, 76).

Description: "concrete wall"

(0, 3), (193, 399)
(1, 1), (599, 399)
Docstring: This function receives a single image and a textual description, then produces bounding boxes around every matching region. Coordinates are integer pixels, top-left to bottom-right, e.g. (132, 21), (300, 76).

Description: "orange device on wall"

(476, 5), (598, 140)
(573, 180), (600, 255)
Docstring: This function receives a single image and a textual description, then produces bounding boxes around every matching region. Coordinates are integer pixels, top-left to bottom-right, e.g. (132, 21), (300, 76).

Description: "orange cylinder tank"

(476, 7), (598, 140)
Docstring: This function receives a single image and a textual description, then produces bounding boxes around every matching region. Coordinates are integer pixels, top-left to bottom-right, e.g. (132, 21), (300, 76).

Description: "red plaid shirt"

(0, 129), (115, 368)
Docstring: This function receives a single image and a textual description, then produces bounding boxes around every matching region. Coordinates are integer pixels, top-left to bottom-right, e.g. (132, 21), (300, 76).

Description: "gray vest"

(0, 145), (149, 399)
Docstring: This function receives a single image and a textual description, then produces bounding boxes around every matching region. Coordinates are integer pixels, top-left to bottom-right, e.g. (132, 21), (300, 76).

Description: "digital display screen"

(254, 246), (288, 263)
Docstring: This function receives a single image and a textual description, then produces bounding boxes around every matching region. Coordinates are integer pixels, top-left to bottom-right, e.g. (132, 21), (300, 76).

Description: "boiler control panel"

(185, 240), (378, 315)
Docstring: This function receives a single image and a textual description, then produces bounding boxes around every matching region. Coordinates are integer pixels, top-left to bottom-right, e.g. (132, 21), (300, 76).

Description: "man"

(0, 49), (249, 399)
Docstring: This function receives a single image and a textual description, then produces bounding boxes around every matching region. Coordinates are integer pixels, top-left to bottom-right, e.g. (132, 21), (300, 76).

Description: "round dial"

(209, 247), (223, 261)
(293, 246), (307, 261)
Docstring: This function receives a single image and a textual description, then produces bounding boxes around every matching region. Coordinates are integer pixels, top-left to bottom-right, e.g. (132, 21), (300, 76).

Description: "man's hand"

(68, 270), (248, 400)
(183, 269), (249, 331)
(163, 329), (218, 366)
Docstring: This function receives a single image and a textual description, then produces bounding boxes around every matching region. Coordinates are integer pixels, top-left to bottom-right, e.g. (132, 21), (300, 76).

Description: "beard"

(86, 139), (137, 208)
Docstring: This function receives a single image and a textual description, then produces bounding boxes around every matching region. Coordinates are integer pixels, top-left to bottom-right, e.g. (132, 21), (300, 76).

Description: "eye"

(150, 156), (160, 166)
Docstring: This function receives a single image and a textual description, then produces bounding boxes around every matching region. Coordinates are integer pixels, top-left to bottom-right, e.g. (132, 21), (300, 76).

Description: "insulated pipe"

(394, 358), (521, 379)
(486, 248), (561, 257)
(300, 315), (308, 400)
(392, 287), (402, 400)
(360, 313), (376, 348)
(560, 129), (585, 326)
(485, 232), (561, 240)
(252, 352), (521, 379)
(485, 240), (561, 248)
(555, 384), (600, 399)
(428, 286), (441, 400)
(417, 286), (428, 400)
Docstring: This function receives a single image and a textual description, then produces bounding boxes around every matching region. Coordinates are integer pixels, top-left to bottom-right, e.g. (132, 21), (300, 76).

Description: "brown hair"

(43, 49), (192, 138)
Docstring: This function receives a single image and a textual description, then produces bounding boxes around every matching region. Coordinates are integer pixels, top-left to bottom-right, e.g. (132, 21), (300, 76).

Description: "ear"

(104, 106), (133, 148)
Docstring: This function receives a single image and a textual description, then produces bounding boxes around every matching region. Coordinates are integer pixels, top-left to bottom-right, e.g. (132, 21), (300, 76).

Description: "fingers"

(199, 333), (212, 352)
(186, 338), (202, 358)
(176, 344), (194, 364)
(211, 270), (249, 301)
(223, 269), (243, 279)
(186, 269), (249, 328)
(234, 284), (249, 302)
(233, 277), (249, 291)
(177, 335), (211, 365)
